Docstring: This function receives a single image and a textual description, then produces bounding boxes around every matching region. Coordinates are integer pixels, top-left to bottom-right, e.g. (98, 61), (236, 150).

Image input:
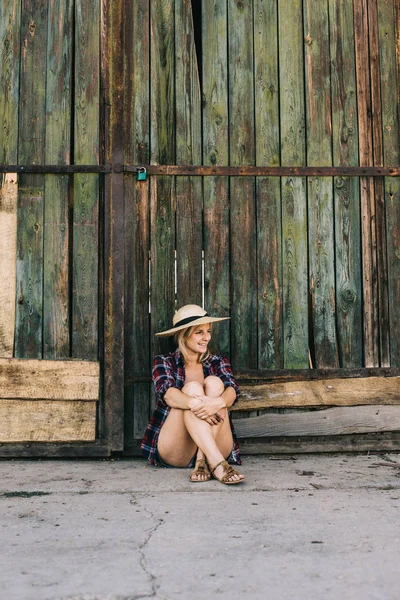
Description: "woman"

(141, 304), (245, 485)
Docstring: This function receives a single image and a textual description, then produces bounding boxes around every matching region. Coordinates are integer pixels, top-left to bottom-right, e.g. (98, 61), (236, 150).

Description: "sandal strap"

(210, 460), (228, 476)
(195, 459), (206, 473)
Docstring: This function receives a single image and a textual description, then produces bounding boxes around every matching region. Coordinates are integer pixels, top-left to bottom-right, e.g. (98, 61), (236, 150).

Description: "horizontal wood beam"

(237, 432), (400, 455)
(0, 165), (400, 176)
(0, 400), (96, 442)
(233, 405), (400, 438)
(123, 432), (400, 456)
(0, 358), (99, 400)
(233, 376), (400, 410)
(0, 441), (109, 458)
(128, 367), (400, 384)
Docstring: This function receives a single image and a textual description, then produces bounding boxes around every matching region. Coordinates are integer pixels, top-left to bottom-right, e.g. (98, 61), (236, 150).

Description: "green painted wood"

(202, 0), (230, 358)
(175, 0), (202, 308)
(278, 0), (308, 369)
(150, 0), (176, 357)
(228, 0), (256, 371)
(15, 0), (48, 359)
(368, 0), (389, 368)
(43, 0), (73, 359)
(124, 0), (151, 441)
(354, 0), (379, 367)
(329, 0), (362, 368)
(73, 0), (100, 360)
(304, 0), (338, 368)
(0, 0), (21, 164)
(378, 0), (400, 367)
(254, 0), (282, 369)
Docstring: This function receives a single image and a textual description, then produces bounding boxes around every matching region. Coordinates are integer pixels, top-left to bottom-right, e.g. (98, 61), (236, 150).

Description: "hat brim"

(155, 316), (230, 337)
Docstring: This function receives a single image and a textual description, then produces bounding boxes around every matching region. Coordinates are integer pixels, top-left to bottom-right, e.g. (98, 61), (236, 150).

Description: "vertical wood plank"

(43, 0), (73, 359)
(0, 0), (20, 357)
(124, 0), (151, 441)
(0, 0), (21, 164)
(304, 0), (338, 368)
(15, 0), (48, 359)
(74, 0), (100, 360)
(369, 0), (389, 366)
(150, 0), (176, 357)
(379, 0), (400, 366)
(202, 0), (230, 358)
(354, 0), (379, 366)
(0, 175), (18, 356)
(279, 0), (308, 369)
(102, 0), (125, 450)
(228, 0), (257, 370)
(329, 0), (362, 367)
(175, 0), (202, 307)
(254, 0), (282, 369)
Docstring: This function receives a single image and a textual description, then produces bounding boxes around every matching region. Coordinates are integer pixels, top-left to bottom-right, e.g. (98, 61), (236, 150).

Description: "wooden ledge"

(232, 376), (400, 411)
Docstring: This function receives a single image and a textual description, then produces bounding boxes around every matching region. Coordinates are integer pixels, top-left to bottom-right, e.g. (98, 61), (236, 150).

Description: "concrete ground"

(1, 454), (400, 600)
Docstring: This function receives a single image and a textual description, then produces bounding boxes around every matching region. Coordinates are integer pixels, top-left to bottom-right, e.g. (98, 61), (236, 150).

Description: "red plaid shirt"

(141, 349), (241, 465)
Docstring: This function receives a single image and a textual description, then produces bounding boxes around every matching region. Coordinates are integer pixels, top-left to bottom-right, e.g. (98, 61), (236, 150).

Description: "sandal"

(189, 458), (211, 482)
(210, 460), (245, 485)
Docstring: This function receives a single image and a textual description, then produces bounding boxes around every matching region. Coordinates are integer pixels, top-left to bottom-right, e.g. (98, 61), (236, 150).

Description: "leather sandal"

(210, 460), (244, 485)
(189, 458), (211, 482)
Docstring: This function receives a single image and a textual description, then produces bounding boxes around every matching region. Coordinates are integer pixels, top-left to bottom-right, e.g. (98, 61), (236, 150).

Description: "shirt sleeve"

(152, 355), (176, 405)
(216, 356), (240, 405)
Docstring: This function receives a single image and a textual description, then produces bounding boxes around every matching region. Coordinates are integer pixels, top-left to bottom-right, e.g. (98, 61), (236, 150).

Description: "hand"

(191, 396), (225, 420)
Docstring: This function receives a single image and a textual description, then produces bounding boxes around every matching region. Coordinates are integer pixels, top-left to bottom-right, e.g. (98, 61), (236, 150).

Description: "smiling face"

(176, 322), (213, 362)
(186, 323), (212, 355)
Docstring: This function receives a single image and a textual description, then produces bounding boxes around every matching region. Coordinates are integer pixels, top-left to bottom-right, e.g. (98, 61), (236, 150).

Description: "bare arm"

(164, 387), (202, 410)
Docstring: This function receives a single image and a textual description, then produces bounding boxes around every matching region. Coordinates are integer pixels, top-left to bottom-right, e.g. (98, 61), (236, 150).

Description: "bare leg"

(157, 381), (203, 468)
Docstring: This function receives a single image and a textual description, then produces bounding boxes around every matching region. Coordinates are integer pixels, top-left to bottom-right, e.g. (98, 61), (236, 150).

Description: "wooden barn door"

(0, 0), (106, 456)
(123, 0), (400, 456)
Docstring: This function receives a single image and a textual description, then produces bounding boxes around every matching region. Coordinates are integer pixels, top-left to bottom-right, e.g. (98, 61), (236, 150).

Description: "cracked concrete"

(1, 454), (400, 600)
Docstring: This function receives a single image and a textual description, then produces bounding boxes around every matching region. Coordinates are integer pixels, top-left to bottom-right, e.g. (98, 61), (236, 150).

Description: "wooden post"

(124, 0), (151, 443)
(102, 0), (125, 450)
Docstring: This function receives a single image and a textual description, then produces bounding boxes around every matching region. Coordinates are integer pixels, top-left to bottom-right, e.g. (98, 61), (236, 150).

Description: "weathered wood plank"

(150, 0), (176, 357)
(0, 174), (18, 356)
(202, 0), (230, 358)
(0, 0), (21, 163)
(232, 376), (400, 411)
(73, 0), (100, 360)
(304, 0), (337, 368)
(0, 441), (108, 458)
(0, 358), (99, 400)
(329, 0), (362, 367)
(175, 0), (202, 307)
(124, 0), (151, 442)
(43, 0), (73, 359)
(228, 0), (256, 370)
(278, 0), (308, 369)
(233, 405), (400, 437)
(254, 0), (282, 369)
(15, 0), (48, 359)
(354, 0), (379, 366)
(369, 0), (390, 367)
(0, 400), (96, 442)
(237, 432), (400, 454)
(378, 0), (400, 367)
(102, 0), (125, 450)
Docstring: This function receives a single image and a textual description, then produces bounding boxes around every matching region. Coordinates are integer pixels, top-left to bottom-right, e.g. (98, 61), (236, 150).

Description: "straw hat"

(155, 304), (230, 337)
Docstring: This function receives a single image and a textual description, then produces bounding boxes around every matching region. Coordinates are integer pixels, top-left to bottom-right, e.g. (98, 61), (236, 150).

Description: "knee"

(182, 380), (204, 397)
(204, 376), (224, 397)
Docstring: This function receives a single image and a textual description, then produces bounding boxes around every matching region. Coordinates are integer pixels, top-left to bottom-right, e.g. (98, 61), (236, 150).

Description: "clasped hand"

(188, 395), (226, 426)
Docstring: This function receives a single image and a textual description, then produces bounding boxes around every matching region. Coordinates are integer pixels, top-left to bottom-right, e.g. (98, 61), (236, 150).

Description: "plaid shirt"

(141, 349), (241, 465)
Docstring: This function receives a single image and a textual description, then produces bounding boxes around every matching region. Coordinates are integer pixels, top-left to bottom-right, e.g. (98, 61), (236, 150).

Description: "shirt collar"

(173, 348), (212, 368)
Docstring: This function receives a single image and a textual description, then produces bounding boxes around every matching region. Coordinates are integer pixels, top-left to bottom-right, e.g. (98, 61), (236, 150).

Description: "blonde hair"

(175, 323), (213, 363)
